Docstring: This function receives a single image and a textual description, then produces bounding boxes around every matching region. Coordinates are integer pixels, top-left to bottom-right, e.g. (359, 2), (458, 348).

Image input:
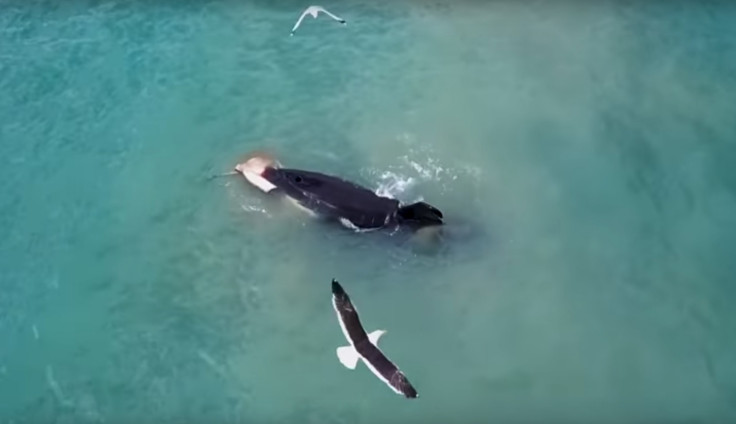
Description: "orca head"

(233, 153), (321, 205)
(256, 167), (324, 205)
(234, 153), (281, 193)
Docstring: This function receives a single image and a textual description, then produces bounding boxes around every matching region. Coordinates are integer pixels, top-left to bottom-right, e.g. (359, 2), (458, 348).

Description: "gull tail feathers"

(336, 345), (360, 370)
(368, 329), (386, 346)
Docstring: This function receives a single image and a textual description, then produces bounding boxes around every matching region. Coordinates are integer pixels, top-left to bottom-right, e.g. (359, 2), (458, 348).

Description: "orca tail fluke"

(397, 202), (444, 226)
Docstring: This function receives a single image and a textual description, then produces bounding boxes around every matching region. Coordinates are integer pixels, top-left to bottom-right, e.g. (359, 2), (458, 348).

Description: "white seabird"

(291, 5), (347, 36)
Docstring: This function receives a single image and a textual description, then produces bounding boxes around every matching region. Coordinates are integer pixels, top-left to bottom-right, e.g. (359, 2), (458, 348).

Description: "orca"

(331, 278), (418, 398)
(234, 155), (444, 232)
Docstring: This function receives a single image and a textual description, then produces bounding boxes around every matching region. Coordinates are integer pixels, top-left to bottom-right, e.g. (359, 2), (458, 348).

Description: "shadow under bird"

(331, 278), (418, 399)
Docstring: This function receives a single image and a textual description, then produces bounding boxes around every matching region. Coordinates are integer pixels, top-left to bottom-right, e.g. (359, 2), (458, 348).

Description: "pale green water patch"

(1, 0), (736, 423)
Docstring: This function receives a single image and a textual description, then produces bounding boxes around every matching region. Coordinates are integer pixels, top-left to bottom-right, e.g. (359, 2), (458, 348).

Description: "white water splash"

(401, 155), (446, 179)
(367, 146), (457, 201)
(374, 171), (416, 199)
(240, 204), (270, 217)
(228, 180), (271, 217)
(367, 140), (485, 202)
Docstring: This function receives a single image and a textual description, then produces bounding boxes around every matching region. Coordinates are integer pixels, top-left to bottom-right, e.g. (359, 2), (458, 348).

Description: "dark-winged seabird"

(331, 278), (418, 399)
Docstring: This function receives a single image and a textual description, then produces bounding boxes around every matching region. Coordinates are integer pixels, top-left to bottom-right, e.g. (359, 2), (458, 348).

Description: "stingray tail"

(396, 202), (444, 226)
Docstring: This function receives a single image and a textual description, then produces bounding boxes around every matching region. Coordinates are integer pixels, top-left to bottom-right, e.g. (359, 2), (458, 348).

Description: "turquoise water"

(2, 0), (736, 422)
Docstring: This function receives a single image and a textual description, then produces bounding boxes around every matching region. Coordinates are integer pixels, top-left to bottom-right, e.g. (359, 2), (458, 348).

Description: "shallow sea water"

(1, 0), (736, 422)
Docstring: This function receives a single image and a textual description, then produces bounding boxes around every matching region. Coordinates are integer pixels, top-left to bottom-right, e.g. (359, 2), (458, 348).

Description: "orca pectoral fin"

(242, 171), (277, 193)
(336, 345), (360, 370)
(367, 329), (386, 346)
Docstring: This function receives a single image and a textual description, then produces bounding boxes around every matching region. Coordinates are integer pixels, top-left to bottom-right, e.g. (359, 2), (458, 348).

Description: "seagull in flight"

(291, 5), (347, 36)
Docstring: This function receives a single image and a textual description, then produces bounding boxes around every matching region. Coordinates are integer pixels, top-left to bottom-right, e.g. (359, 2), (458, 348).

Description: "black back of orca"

(260, 166), (444, 230)
(262, 167), (402, 229)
